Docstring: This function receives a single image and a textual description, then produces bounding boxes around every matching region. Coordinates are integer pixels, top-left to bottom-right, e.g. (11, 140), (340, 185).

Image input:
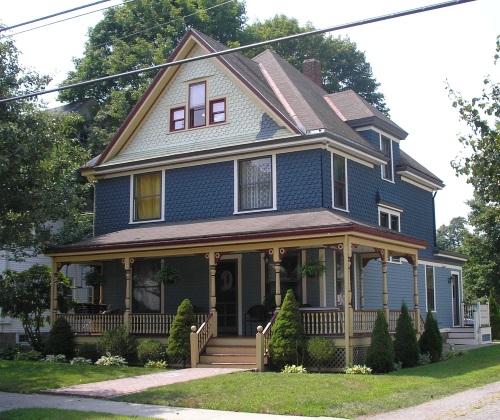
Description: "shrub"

(41, 354), (66, 363)
(268, 289), (306, 370)
(138, 339), (165, 365)
(76, 343), (101, 362)
(95, 352), (127, 366)
(70, 357), (93, 365)
(166, 299), (196, 367)
(441, 350), (468, 361)
(419, 310), (443, 363)
(44, 317), (75, 359)
(418, 352), (432, 365)
(145, 360), (168, 369)
(365, 310), (395, 373)
(0, 344), (21, 360)
(14, 350), (43, 361)
(97, 326), (137, 363)
(307, 337), (335, 372)
(393, 301), (420, 368)
(344, 365), (372, 375)
(489, 292), (500, 340)
(282, 364), (307, 374)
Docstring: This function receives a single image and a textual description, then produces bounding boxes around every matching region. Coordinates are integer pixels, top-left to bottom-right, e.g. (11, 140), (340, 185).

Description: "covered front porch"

(47, 209), (427, 368)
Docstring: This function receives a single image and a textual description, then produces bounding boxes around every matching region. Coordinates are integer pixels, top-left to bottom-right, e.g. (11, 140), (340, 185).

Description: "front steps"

(197, 336), (257, 369)
(447, 327), (477, 345)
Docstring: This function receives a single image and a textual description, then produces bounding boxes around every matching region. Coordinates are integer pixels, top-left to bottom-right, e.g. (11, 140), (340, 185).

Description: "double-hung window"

(237, 156), (274, 212)
(170, 107), (185, 131)
(381, 135), (393, 181)
(189, 82), (206, 128)
(426, 265), (436, 312)
(209, 98), (226, 124)
(133, 172), (162, 222)
(378, 203), (402, 232)
(332, 153), (347, 210)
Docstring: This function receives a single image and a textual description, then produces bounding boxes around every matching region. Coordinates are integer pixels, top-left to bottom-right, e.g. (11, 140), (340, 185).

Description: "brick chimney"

(302, 59), (322, 88)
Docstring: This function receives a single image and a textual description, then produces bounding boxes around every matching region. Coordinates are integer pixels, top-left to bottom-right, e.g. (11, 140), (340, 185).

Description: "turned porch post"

(359, 263), (365, 310)
(271, 247), (285, 310)
(409, 253), (420, 332)
(380, 249), (389, 322)
(342, 237), (353, 367)
(123, 257), (134, 333)
(207, 252), (220, 337)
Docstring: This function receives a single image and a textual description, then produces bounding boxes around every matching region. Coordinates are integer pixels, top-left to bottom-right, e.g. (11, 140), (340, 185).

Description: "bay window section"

(133, 172), (162, 222)
(189, 82), (206, 128)
(332, 153), (347, 210)
(238, 156), (274, 212)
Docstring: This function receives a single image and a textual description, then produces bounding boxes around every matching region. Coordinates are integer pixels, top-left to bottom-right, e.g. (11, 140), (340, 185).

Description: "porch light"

(448, 275), (453, 284)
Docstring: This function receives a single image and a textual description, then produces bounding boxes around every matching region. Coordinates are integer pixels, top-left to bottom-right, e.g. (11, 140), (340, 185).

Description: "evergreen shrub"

(44, 317), (75, 359)
(166, 299), (196, 367)
(393, 301), (420, 368)
(365, 310), (395, 373)
(419, 310), (443, 363)
(268, 289), (306, 370)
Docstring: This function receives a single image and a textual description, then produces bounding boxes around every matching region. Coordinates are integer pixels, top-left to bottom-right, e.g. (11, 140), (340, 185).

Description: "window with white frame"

(380, 135), (393, 181)
(426, 265), (436, 312)
(378, 204), (401, 232)
(332, 153), (347, 210)
(132, 172), (163, 222)
(236, 156), (275, 212)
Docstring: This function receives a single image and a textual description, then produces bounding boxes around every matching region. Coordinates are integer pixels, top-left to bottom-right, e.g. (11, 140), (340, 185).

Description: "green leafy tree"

(0, 265), (74, 351)
(241, 15), (389, 114)
(365, 310), (395, 373)
(306, 337), (335, 373)
(489, 292), (500, 340)
(393, 301), (420, 368)
(268, 289), (306, 370)
(419, 310), (443, 363)
(167, 298), (196, 367)
(0, 32), (92, 259)
(44, 317), (75, 358)
(436, 216), (469, 252)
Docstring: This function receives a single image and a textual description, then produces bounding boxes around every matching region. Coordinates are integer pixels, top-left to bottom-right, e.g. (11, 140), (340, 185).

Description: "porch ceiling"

(47, 208), (427, 261)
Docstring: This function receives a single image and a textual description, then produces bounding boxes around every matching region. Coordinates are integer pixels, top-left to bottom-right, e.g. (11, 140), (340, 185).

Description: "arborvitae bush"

(138, 338), (165, 365)
(419, 310), (443, 363)
(97, 326), (137, 363)
(307, 337), (336, 372)
(393, 301), (420, 368)
(268, 289), (306, 370)
(489, 293), (500, 340)
(167, 299), (196, 367)
(44, 317), (75, 358)
(365, 310), (395, 373)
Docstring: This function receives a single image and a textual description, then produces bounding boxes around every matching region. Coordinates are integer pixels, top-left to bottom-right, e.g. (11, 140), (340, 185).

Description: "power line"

(0, 0), (476, 104)
(8, 1), (135, 37)
(1, 0), (115, 32)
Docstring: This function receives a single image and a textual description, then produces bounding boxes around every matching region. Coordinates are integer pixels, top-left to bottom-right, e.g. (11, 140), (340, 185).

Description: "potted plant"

(84, 268), (105, 287)
(154, 264), (181, 285)
(299, 258), (326, 278)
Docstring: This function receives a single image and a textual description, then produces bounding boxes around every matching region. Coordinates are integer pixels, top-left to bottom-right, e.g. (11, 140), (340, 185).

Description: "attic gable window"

(189, 81), (206, 128)
(380, 135), (394, 181)
(209, 99), (226, 124)
(170, 107), (185, 131)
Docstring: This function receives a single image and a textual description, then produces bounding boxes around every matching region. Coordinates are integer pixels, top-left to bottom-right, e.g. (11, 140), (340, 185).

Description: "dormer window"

(380, 135), (393, 181)
(378, 202), (402, 232)
(189, 82), (206, 128)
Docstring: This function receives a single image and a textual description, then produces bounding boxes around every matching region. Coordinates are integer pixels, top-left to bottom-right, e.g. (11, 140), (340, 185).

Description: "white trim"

(355, 126), (401, 143)
(425, 265), (436, 313)
(399, 173), (443, 192)
(418, 260), (464, 270)
(378, 205), (401, 232)
(433, 251), (468, 262)
(331, 152), (349, 212)
(233, 154), (277, 214)
(379, 134), (394, 183)
(129, 170), (165, 224)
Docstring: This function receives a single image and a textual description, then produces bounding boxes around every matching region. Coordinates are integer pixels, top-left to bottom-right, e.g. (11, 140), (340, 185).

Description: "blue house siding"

(94, 176), (131, 236)
(165, 162), (234, 222)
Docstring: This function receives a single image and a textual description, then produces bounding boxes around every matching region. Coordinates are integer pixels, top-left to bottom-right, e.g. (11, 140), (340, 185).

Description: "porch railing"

(190, 312), (214, 367)
(263, 312), (278, 354)
(301, 309), (344, 335)
(56, 313), (124, 334)
(463, 303), (476, 326)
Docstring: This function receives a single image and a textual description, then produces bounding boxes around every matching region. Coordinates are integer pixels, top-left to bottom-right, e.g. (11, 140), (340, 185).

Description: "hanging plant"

(84, 269), (105, 287)
(154, 264), (181, 285)
(299, 258), (326, 278)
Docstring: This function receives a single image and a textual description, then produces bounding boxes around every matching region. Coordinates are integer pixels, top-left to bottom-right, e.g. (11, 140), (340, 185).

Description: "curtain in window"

(239, 158), (272, 210)
(132, 260), (161, 313)
(135, 173), (161, 220)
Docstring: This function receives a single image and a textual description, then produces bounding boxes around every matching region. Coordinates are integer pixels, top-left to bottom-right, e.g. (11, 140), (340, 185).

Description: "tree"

(241, 15), (389, 114)
(393, 301), (420, 368)
(0, 32), (92, 259)
(436, 216), (468, 251)
(167, 298), (196, 367)
(488, 292), (500, 340)
(268, 289), (306, 370)
(365, 310), (395, 373)
(0, 265), (74, 351)
(418, 310), (443, 363)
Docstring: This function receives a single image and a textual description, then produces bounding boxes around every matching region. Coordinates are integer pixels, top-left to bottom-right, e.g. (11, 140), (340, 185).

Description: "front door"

(452, 273), (460, 326)
(216, 260), (238, 334)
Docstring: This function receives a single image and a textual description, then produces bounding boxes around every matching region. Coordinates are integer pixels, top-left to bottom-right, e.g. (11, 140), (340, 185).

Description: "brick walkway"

(44, 368), (246, 398)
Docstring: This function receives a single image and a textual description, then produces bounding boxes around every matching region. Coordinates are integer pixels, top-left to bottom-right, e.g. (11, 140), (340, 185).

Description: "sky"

(2, 0), (499, 228)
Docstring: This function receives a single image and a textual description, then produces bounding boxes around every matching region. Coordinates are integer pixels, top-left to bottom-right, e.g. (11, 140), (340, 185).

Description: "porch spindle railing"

(190, 312), (214, 367)
(262, 312), (278, 355)
(352, 310), (377, 333)
(301, 309), (344, 334)
(463, 303), (476, 326)
(56, 313), (124, 334)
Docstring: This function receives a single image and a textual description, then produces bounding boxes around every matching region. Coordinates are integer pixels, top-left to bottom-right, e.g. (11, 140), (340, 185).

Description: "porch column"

(360, 263), (365, 310)
(207, 252), (219, 337)
(50, 258), (59, 325)
(272, 247), (285, 310)
(410, 254), (420, 332)
(123, 258), (134, 333)
(342, 237), (353, 367)
(380, 249), (389, 322)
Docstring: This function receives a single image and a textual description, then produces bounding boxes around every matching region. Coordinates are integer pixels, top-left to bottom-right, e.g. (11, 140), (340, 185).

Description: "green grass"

(114, 345), (500, 419)
(0, 360), (165, 394)
(0, 408), (152, 420)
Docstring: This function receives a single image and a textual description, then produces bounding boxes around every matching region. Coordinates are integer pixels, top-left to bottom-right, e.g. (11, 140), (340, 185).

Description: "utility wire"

(1, 0), (115, 32)
(8, 0), (135, 37)
(0, 0), (476, 104)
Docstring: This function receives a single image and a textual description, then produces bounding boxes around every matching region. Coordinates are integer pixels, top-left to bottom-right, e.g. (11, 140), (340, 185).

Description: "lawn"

(0, 408), (152, 420)
(114, 345), (500, 419)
